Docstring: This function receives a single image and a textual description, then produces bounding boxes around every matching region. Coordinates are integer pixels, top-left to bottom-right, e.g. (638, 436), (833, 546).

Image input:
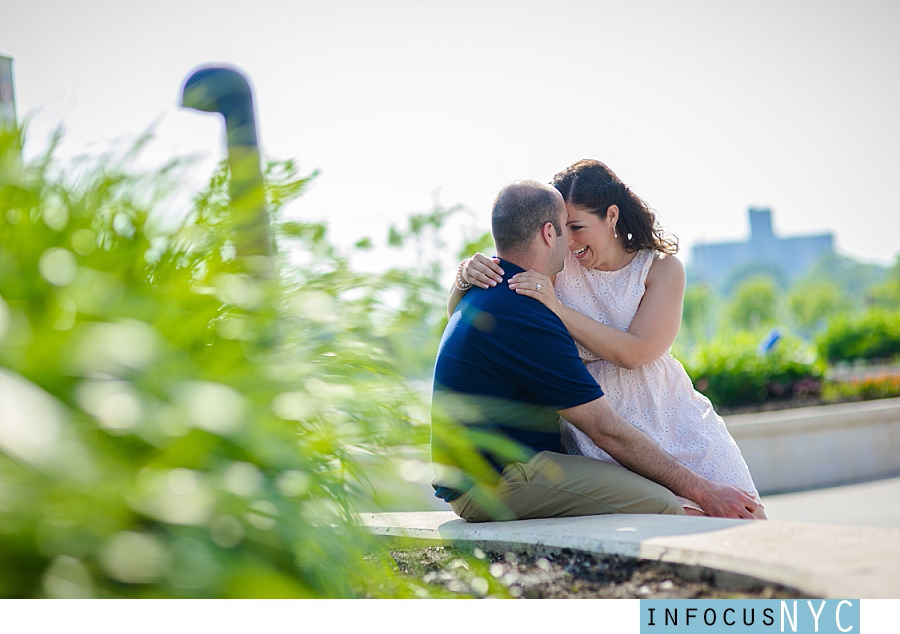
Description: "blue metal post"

(181, 65), (273, 271)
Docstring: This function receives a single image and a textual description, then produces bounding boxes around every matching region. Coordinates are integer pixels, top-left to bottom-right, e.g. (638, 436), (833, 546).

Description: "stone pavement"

(360, 506), (900, 599)
(761, 475), (900, 529)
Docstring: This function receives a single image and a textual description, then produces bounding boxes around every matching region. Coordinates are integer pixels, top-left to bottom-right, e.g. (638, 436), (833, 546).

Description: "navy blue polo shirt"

(431, 259), (604, 501)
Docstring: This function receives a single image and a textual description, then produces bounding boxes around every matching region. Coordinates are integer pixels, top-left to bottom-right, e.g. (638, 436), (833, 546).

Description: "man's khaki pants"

(448, 451), (685, 522)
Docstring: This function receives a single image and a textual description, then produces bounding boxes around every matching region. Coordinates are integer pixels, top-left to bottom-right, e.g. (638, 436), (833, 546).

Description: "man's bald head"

(491, 180), (564, 256)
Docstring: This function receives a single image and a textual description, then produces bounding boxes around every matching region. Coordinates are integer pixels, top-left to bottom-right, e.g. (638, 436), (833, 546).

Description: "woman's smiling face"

(565, 202), (620, 270)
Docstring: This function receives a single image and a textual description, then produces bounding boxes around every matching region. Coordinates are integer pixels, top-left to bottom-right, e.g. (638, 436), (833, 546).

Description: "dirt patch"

(387, 546), (810, 599)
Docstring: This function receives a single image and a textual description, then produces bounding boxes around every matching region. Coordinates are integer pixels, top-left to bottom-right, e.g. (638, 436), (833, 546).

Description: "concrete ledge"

(360, 511), (900, 599)
(727, 397), (900, 493)
(355, 400), (900, 511)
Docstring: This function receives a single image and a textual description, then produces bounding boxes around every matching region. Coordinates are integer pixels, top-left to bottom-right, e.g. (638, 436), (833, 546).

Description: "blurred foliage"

(0, 125), (473, 598)
(786, 280), (853, 338)
(382, 201), (474, 374)
(680, 333), (823, 409)
(726, 275), (780, 332)
(821, 373), (900, 403)
(816, 310), (900, 364)
(868, 254), (900, 310)
(677, 248), (898, 407)
(803, 252), (887, 303)
(455, 230), (495, 264)
(680, 283), (715, 344)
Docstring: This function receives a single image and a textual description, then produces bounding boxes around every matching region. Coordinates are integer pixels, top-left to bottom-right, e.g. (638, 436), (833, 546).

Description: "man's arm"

(560, 397), (758, 519)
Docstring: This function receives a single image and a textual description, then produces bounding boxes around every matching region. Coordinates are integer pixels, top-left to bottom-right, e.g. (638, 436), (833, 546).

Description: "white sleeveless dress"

(555, 249), (760, 512)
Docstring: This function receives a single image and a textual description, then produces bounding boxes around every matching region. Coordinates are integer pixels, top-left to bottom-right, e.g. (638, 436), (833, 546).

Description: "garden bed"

(384, 546), (809, 599)
(718, 392), (889, 416)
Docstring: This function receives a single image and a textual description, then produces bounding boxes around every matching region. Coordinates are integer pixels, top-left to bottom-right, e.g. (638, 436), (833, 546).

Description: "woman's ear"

(606, 204), (620, 227)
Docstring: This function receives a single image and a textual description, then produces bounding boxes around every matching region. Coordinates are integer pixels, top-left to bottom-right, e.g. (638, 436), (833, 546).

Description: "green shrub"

(0, 126), (453, 598)
(867, 255), (900, 309)
(725, 274), (781, 331)
(786, 279), (854, 336)
(679, 283), (716, 345)
(682, 333), (823, 409)
(816, 310), (900, 364)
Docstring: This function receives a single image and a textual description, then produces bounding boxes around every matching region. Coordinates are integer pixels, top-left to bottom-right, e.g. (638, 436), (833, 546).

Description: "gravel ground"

(387, 546), (811, 599)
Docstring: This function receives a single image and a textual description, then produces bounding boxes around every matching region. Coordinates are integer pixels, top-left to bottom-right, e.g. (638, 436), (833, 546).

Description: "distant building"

(689, 207), (834, 292)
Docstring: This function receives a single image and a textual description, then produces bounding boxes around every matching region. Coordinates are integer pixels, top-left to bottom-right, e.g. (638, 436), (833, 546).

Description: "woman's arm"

(510, 255), (686, 370)
(447, 282), (467, 318)
(447, 254), (504, 317)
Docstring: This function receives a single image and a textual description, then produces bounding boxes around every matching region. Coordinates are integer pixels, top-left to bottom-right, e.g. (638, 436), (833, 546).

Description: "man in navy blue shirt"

(431, 180), (760, 521)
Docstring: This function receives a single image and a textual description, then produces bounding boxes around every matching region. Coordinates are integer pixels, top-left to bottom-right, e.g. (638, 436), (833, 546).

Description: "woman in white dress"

(459, 159), (766, 518)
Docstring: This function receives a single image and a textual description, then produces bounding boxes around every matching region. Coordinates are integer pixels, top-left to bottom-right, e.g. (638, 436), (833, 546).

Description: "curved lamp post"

(181, 65), (273, 275)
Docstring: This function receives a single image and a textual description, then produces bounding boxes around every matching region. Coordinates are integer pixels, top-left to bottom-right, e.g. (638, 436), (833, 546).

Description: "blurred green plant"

(868, 254), (900, 310)
(786, 279), (853, 337)
(455, 230), (495, 264)
(677, 283), (717, 347)
(822, 374), (900, 403)
(816, 309), (900, 364)
(0, 125), (472, 598)
(381, 201), (473, 375)
(803, 252), (887, 304)
(681, 333), (823, 409)
(725, 274), (781, 332)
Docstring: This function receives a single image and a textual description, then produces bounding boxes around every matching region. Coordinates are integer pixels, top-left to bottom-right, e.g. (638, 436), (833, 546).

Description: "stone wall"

(727, 398), (900, 494)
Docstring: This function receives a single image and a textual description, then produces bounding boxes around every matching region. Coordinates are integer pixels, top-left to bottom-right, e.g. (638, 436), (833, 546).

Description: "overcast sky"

(3, 0), (898, 272)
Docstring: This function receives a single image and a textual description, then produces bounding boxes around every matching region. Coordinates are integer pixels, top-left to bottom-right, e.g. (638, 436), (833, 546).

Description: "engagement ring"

(535, 283), (542, 291)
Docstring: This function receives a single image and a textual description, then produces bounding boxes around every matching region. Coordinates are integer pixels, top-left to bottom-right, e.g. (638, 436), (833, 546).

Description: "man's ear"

(541, 221), (555, 246)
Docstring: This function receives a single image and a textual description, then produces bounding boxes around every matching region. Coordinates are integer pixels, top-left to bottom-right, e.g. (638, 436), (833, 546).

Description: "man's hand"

(693, 481), (759, 519)
(561, 397), (762, 520)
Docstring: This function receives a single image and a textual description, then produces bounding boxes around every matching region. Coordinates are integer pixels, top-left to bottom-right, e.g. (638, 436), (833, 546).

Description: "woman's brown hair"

(551, 159), (678, 255)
